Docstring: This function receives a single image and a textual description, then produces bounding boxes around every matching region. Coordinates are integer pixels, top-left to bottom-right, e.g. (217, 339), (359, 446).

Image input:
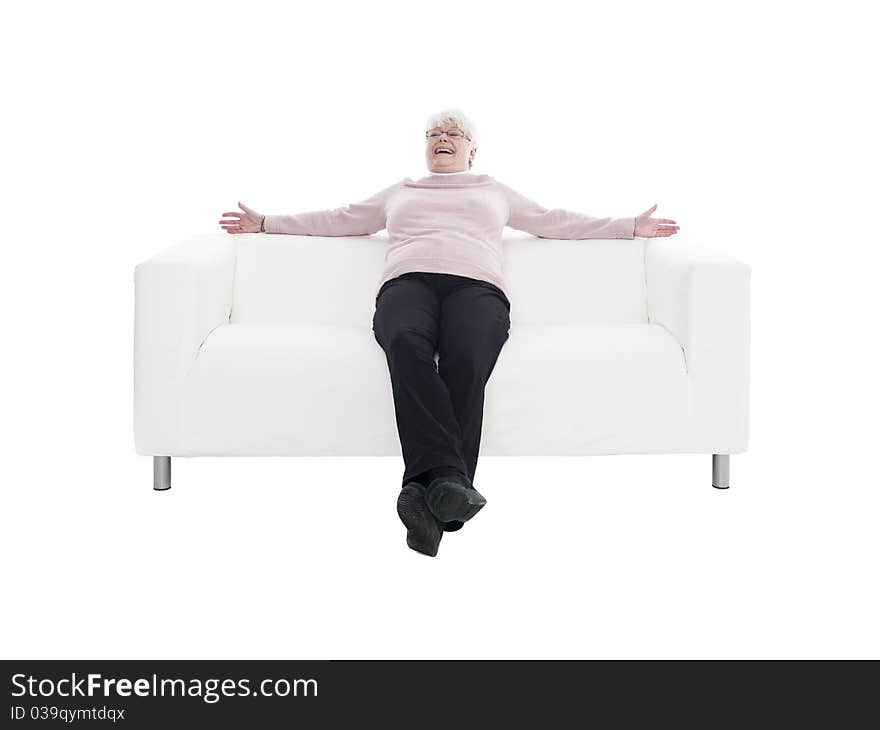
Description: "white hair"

(425, 108), (479, 169)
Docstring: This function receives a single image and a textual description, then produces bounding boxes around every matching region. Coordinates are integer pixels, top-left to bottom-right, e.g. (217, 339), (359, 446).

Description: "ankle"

(428, 466), (463, 480)
(415, 466), (467, 486)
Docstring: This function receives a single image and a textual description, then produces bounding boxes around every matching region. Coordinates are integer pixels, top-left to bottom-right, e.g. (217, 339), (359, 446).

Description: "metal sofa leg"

(153, 456), (171, 491)
(712, 454), (729, 489)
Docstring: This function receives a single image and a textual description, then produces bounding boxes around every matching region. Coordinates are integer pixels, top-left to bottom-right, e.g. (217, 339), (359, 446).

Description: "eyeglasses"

(426, 128), (470, 141)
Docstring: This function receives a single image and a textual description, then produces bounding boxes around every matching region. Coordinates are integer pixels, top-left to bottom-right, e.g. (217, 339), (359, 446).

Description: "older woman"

(219, 108), (679, 557)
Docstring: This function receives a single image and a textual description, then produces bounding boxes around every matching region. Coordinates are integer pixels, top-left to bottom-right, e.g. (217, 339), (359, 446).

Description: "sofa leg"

(153, 456), (171, 491)
(712, 454), (729, 489)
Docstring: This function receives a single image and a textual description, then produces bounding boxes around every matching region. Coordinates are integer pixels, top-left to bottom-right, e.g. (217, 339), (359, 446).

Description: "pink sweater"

(263, 172), (636, 301)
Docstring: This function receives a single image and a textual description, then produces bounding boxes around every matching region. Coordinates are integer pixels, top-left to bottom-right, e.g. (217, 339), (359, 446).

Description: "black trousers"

(372, 271), (512, 489)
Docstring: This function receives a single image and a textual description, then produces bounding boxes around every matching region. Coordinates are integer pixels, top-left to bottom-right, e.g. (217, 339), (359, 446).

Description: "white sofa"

(134, 231), (750, 490)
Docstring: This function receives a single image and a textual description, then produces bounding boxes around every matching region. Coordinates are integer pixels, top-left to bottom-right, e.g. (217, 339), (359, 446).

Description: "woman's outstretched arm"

(495, 180), (677, 239)
(495, 179), (636, 239)
(219, 179), (404, 236)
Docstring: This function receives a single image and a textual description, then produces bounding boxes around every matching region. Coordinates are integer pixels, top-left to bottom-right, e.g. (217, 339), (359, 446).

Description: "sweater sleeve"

(494, 180), (636, 240)
(263, 179), (403, 236)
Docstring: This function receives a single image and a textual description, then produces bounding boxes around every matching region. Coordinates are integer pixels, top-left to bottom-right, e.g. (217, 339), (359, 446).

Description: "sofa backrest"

(230, 232), (648, 327)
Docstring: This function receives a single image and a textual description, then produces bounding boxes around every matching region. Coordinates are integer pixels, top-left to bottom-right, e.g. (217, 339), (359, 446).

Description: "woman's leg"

(436, 280), (511, 485)
(372, 275), (470, 488)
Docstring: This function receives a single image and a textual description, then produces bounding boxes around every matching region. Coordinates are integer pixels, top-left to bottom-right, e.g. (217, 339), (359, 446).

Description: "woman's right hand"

(219, 201), (264, 234)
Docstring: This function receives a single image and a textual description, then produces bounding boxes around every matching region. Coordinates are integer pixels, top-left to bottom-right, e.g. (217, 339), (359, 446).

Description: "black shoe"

(397, 482), (443, 556)
(425, 472), (487, 524)
(409, 468), (467, 533)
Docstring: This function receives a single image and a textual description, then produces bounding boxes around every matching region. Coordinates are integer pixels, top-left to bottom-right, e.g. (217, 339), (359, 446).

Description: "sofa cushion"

(177, 321), (690, 456)
(484, 322), (690, 454)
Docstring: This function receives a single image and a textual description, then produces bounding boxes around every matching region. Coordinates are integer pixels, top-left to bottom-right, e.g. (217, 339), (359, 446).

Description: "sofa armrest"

(645, 236), (751, 452)
(134, 234), (235, 455)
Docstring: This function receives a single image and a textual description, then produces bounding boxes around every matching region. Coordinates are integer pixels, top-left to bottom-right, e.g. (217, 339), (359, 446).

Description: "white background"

(2, 0), (878, 659)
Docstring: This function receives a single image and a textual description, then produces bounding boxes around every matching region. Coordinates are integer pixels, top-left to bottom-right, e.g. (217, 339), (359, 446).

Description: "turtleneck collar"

(405, 172), (493, 188)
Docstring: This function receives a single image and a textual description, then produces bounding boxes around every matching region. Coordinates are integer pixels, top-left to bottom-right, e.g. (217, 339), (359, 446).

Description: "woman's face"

(425, 124), (476, 172)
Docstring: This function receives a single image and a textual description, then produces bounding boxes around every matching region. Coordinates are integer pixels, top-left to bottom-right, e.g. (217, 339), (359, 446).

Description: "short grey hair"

(425, 108), (479, 169)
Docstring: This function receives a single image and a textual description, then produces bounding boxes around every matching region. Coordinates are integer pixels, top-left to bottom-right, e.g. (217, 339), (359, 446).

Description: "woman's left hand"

(634, 204), (679, 237)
